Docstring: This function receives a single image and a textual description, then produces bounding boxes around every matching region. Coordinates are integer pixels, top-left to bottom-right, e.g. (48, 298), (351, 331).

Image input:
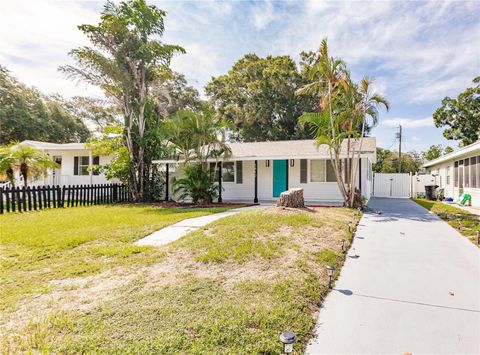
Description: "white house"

(12, 140), (116, 186)
(423, 140), (480, 207)
(155, 138), (377, 205)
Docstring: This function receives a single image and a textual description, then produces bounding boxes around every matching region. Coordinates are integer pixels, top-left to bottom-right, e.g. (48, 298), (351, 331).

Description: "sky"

(0, 0), (479, 152)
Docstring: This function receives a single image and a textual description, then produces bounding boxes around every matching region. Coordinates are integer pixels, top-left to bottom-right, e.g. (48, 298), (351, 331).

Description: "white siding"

(169, 157), (373, 205)
(426, 152), (480, 207)
(18, 149), (116, 186)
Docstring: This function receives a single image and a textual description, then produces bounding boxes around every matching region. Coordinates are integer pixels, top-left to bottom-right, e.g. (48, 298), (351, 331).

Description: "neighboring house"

(423, 140), (480, 207)
(155, 138), (377, 205)
(12, 140), (116, 186)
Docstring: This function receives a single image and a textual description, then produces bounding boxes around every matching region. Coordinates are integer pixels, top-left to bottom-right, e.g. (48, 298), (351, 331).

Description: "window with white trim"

(74, 156), (89, 176)
(222, 162), (235, 182)
(310, 160), (325, 182)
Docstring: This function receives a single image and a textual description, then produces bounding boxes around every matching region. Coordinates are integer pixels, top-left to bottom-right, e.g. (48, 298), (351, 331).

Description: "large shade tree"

(0, 66), (91, 145)
(206, 54), (315, 142)
(433, 77), (480, 146)
(60, 0), (185, 201)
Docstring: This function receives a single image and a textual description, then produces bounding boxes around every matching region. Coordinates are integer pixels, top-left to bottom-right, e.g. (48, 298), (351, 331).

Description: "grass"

(1, 205), (360, 354)
(0, 205), (229, 310)
(413, 198), (480, 245)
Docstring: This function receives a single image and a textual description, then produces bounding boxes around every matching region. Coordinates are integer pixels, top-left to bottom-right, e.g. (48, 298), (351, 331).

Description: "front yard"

(413, 198), (480, 245)
(1, 205), (359, 353)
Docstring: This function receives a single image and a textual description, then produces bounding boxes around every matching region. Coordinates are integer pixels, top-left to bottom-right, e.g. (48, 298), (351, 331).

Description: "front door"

(273, 160), (287, 197)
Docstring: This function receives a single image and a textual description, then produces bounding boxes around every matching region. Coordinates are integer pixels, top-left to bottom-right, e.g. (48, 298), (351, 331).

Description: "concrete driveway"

(307, 197), (480, 354)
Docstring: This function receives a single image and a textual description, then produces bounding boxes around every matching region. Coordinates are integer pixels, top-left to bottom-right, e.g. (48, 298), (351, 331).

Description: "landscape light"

(477, 231), (480, 245)
(326, 265), (335, 288)
(279, 332), (297, 354)
(348, 221), (353, 233)
(341, 239), (346, 253)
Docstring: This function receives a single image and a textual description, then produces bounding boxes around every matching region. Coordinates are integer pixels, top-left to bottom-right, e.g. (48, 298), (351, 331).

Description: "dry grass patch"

(1, 206), (360, 354)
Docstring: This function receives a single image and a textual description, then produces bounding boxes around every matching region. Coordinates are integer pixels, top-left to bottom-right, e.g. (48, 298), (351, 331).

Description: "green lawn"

(413, 198), (480, 245)
(1, 205), (359, 354)
(0, 205), (228, 310)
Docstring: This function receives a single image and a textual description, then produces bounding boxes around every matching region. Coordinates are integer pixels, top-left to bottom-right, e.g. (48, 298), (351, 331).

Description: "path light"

(348, 221), (353, 233)
(341, 239), (346, 253)
(477, 231), (480, 245)
(279, 332), (296, 354)
(326, 265), (335, 288)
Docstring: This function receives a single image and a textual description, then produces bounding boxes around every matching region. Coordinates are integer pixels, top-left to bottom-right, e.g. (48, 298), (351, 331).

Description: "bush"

(173, 164), (219, 204)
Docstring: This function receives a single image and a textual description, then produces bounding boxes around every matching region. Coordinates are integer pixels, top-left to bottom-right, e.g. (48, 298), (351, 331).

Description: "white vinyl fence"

(373, 173), (412, 198)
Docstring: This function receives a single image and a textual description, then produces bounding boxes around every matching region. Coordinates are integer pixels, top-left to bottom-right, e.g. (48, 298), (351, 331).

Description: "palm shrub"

(173, 164), (219, 204)
(0, 143), (58, 187)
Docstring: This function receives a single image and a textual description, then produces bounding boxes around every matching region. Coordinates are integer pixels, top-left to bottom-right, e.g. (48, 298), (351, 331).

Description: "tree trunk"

(277, 188), (305, 208)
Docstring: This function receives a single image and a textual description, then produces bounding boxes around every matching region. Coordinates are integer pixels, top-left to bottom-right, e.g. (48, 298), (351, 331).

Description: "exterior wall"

(166, 157), (373, 205)
(426, 153), (480, 207)
(23, 149), (117, 186)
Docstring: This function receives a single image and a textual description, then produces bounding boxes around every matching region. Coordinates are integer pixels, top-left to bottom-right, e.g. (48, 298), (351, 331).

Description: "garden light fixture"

(341, 239), (346, 253)
(279, 332), (297, 354)
(326, 265), (335, 288)
(477, 231), (480, 245)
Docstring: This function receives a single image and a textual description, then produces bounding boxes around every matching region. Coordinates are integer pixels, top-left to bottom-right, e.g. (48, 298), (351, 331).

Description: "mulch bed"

(118, 201), (255, 209)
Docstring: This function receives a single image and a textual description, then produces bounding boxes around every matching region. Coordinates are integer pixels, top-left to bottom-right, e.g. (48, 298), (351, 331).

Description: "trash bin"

(425, 185), (438, 200)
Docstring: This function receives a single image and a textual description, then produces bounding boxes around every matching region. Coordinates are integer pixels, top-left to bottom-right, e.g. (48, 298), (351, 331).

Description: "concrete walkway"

(307, 197), (480, 354)
(136, 205), (261, 247)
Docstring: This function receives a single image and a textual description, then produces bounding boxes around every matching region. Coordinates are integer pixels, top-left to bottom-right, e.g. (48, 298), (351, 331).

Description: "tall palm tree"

(297, 38), (350, 203)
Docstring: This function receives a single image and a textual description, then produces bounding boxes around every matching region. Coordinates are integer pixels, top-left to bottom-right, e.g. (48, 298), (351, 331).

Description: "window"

(326, 160), (337, 182)
(74, 156), (89, 176)
(209, 162), (220, 180)
(92, 156), (100, 176)
(300, 159), (307, 183)
(310, 160), (325, 182)
(458, 160), (464, 189)
(471, 157), (477, 188)
(236, 161), (243, 184)
(464, 158), (470, 187)
(222, 162), (234, 182)
(454, 161), (458, 187)
(477, 156), (480, 188)
(446, 166), (450, 185)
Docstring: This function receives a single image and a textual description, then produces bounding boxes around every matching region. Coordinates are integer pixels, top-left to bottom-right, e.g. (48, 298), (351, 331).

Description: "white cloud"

(0, 0), (103, 98)
(381, 117), (434, 129)
(251, 0), (275, 30)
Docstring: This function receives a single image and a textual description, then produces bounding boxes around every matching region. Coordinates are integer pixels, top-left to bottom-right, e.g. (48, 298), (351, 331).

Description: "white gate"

(373, 173), (411, 198)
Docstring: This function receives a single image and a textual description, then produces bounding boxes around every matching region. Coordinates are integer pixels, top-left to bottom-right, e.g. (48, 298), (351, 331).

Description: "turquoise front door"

(273, 160), (287, 197)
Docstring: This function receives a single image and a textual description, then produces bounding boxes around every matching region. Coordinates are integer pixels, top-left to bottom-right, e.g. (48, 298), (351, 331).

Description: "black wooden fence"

(0, 184), (131, 214)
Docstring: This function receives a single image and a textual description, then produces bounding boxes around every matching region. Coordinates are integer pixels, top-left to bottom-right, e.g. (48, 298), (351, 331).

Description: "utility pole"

(397, 125), (402, 173)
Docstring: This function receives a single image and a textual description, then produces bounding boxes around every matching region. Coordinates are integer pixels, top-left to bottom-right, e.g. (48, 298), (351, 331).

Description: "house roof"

(154, 137), (377, 163)
(20, 140), (88, 151)
(422, 140), (480, 168)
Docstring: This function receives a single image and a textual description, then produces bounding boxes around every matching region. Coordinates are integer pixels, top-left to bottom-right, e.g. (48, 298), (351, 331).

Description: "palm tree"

(0, 144), (58, 187)
(165, 109), (231, 204)
(297, 39), (389, 208)
(297, 38), (350, 204)
(0, 145), (15, 187)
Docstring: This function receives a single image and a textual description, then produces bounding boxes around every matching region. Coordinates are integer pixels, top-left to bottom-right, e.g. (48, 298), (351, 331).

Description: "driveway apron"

(307, 197), (480, 354)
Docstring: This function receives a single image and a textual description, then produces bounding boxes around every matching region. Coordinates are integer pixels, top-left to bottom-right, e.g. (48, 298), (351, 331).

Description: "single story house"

(423, 140), (480, 207)
(423, 141), (480, 207)
(155, 138), (377, 205)
(9, 140), (116, 187)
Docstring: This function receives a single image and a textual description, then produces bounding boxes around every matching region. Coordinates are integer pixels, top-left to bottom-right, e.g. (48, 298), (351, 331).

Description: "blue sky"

(1, 0), (479, 152)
